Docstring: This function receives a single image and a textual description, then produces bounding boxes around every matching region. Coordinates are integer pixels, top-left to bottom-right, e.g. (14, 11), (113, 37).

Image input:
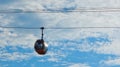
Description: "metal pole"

(41, 27), (44, 39)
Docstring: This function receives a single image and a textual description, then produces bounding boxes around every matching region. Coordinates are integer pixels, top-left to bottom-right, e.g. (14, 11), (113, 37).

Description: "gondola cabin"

(34, 39), (48, 55)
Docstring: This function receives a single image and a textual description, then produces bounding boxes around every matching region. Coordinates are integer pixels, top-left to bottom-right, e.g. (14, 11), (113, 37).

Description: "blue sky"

(1, 0), (120, 67)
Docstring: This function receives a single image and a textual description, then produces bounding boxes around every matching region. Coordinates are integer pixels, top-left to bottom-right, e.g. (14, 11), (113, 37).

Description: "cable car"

(34, 27), (48, 55)
(34, 39), (48, 55)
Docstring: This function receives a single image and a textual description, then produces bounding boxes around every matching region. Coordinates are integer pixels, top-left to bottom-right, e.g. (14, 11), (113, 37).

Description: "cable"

(1, 26), (120, 29)
(45, 27), (120, 29)
(0, 26), (40, 29)
(1, 8), (120, 13)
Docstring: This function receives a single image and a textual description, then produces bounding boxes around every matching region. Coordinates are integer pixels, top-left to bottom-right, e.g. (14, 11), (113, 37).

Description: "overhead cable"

(1, 26), (120, 29)
(1, 8), (120, 13)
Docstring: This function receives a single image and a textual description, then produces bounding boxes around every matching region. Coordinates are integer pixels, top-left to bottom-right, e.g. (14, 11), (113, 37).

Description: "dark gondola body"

(34, 39), (48, 55)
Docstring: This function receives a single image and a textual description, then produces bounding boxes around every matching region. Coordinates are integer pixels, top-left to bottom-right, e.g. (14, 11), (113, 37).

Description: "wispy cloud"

(1, 0), (120, 67)
(0, 14), (14, 26)
(100, 57), (120, 66)
(68, 63), (91, 67)
(0, 51), (33, 61)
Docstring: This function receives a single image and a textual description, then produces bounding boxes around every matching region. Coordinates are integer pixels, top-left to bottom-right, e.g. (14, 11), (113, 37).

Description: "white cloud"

(0, 14), (14, 26)
(8, 34), (37, 48)
(0, 51), (33, 61)
(95, 39), (120, 56)
(76, 30), (120, 56)
(1, 0), (120, 65)
(46, 30), (120, 57)
(1, 0), (120, 35)
(100, 57), (120, 66)
(69, 63), (90, 67)
(47, 57), (59, 62)
(10, 0), (120, 9)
